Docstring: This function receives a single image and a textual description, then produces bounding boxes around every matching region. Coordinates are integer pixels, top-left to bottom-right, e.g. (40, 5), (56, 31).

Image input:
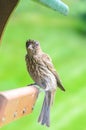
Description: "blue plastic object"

(32, 0), (69, 15)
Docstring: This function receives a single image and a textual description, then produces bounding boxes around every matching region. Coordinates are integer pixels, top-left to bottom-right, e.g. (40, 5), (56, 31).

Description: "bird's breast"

(26, 56), (57, 90)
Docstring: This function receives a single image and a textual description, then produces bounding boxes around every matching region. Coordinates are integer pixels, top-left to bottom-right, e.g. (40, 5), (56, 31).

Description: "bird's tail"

(38, 91), (54, 127)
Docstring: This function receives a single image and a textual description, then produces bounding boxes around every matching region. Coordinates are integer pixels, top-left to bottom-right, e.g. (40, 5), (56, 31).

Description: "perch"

(0, 86), (38, 127)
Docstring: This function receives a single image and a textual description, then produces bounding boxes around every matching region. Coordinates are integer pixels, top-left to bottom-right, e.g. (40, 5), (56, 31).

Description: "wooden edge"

(0, 0), (19, 40)
(0, 95), (8, 124)
(0, 86), (39, 127)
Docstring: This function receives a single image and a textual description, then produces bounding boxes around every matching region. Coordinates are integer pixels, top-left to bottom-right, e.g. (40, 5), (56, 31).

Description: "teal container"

(32, 0), (69, 15)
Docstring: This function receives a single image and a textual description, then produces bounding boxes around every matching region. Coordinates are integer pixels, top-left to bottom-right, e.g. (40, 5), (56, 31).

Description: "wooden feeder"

(0, 0), (38, 127)
(0, 86), (38, 127)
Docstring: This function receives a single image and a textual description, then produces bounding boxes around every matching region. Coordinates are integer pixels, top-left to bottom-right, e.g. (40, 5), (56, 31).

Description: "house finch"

(25, 39), (65, 127)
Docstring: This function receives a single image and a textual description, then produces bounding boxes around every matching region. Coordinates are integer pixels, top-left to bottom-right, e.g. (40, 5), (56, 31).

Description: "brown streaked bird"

(25, 39), (65, 127)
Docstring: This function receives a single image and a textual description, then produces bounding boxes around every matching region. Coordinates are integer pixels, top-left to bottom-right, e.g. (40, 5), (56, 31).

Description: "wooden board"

(0, 86), (39, 127)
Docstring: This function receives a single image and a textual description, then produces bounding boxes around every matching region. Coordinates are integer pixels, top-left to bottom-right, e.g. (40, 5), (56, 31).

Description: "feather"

(42, 53), (65, 91)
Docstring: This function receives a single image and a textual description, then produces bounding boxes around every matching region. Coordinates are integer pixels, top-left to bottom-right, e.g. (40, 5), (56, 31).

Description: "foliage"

(71, 0), (86, 34)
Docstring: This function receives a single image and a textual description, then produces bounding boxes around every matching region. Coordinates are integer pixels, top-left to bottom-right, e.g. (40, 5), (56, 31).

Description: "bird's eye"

(35, 41), (39, 46)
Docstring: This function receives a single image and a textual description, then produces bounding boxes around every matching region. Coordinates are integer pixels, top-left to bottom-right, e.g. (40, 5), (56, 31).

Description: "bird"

(25, 39), (65, 127)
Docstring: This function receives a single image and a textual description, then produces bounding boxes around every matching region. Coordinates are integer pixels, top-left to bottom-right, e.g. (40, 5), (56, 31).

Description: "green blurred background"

(0, 0), (86, 130)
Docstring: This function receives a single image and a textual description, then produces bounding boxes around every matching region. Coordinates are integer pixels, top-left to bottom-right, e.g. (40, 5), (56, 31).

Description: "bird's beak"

(27, 44), (33, 50)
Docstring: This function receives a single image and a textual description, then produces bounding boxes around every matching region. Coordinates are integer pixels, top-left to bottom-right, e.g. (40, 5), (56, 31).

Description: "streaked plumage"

(25, 39), (65, 127)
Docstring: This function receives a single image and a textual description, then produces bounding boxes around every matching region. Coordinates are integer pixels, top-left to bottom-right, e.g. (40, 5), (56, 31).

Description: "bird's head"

(26, 39), (41, 55)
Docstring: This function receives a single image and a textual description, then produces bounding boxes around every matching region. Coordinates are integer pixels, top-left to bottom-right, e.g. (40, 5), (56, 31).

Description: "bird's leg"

(27, 83), (41, 94)
(27, 83), (37, 86)
(28, 83), (44, 93)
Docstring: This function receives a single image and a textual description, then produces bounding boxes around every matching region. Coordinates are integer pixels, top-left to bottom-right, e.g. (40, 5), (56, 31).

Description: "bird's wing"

(42, 54), (65, 91)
